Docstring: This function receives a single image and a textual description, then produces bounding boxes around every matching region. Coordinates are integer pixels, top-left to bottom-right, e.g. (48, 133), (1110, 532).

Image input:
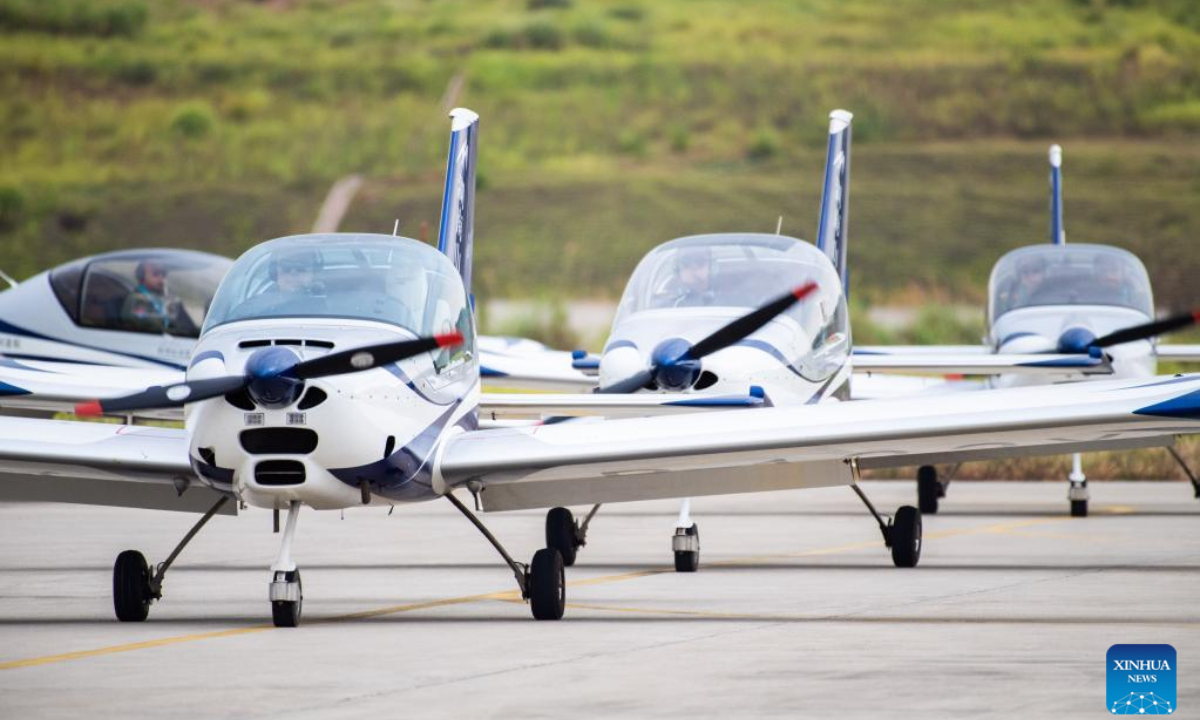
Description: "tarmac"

(0, 480), (1197, 719)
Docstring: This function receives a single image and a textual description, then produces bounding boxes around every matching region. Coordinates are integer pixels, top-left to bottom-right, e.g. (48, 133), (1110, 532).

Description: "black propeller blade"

(597, 282), (818, 394)
(75, 375), (249, 416)
(75, 331), (465, 416)
(1091, 310), (1199, 349)
(292, 332), (463, 379)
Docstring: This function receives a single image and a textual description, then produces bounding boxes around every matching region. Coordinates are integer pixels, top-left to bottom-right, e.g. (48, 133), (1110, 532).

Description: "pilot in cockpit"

(239, 248), (327, 317)
(664, 246), (716, 308)
(1012, 255), (1047, 306)
(121, 259), (197, 335)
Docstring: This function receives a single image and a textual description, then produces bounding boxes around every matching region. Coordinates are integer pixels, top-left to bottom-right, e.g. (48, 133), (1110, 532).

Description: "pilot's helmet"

(675, 246), (713, 275)
(270, 248), (320, 280)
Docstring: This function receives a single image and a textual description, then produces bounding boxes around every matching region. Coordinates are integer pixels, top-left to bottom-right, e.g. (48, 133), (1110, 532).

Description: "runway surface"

(1, 481), (1197, 719)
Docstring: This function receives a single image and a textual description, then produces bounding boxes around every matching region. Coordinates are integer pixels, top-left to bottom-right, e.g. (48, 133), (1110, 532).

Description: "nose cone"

(651, 337), (701, 391)
(245, 346), (304, 409)
(1057, 326), (1097, 354)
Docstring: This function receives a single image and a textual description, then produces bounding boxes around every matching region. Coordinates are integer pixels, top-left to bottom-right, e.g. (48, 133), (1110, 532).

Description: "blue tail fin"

(815, 109), (853, 292)
(437, 108), (480, 294)
(1049, 144), (1064, 245)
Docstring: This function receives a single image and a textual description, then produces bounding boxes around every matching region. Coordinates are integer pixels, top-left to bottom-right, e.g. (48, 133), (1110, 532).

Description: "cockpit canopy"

(49, 249), (231, 339)
(203, 234), (473, 345)
(989, 244), (1153, 322)
(614, 233), (849, 373)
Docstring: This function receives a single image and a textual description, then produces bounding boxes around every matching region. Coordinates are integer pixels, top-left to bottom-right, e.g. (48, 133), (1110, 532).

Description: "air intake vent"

(297, 387), (327, 410)
(239, 339), (271, 349)
(240, 428), (318, 454)
(239, 339), (336, 350)
(254, 460), (305, 486)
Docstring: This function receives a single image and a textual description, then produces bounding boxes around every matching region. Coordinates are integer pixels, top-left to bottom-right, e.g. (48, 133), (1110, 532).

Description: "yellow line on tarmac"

(0, 509), (1121, 672)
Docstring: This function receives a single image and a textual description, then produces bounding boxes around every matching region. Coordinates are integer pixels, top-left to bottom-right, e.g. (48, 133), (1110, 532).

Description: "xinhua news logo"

(1107, 644), (1176, 714)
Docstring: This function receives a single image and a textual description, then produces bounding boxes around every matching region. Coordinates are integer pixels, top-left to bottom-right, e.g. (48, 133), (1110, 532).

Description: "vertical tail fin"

(1049, 144), (1064, 245)
(437, 108), (480, 294)
(815, 109), (853, 292)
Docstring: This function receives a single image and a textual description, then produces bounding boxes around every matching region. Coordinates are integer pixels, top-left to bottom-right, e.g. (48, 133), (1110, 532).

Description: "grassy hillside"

(3, 0), (1200, 307)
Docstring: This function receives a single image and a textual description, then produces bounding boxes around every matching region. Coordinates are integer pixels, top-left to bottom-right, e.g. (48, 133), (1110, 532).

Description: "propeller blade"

(75, 375), (248, 416)
(595, 368), (656, 395)
(1092, 310), (1200, 349)
(291, 332), (464, 379)
(686, 282), (818, 360)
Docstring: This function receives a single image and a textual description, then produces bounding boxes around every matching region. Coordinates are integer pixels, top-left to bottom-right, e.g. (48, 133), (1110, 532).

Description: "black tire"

(113, 550), (152, 622)
(890, 506), (922, 568)
(545, 507), (578, 567)
(271, 570), (303, 628)
(1070, 499), (1088, 518)
(528, 548), (565, 620)
(917, 466), (940, 515)
(673, 523), (700, 573)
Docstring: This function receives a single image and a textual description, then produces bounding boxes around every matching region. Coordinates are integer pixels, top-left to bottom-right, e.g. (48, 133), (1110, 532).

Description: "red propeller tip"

(74, 400), (103, 417)
(791, 282), (819, 300)
(435, 332), (464, 348)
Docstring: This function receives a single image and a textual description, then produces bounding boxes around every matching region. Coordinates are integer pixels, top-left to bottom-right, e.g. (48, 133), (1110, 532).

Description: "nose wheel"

(270, 569), (303, 628)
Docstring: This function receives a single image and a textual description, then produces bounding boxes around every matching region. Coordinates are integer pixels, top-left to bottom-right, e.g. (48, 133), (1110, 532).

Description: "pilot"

(273, 249), (320, 296)
(1011, 256), (1047, 306)
(241, 248), (325, 317)
(669, 246), (716, 308)
(121, 259), (183, 333)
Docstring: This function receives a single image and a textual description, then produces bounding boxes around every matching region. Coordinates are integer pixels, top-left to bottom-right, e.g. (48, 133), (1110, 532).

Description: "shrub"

(169, 102), (215, 139)
(0, 187), (24, 232)
(746, 127), (780, 161)
(527, 0), (572, 9)
(0, 0), (148, 38)
(524, 21), (564, 50)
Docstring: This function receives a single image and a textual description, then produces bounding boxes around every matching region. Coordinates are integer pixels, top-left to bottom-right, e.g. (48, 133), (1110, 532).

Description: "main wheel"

(673, 523), (700, 573)
(890, 506), (922, 568)
(1070, 498), (1088, 518)
(528, 548), (565, 620)
(917, 465), (940, 515)
(113, 550), (152, 622)
(545, 507), (579, 567)
(271, 570), (303, 628)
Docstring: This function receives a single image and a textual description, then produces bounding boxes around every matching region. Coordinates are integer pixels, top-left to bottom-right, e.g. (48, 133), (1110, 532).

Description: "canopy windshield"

(989, 244), (1153, 321)
(614, 234), (849, 377)
(204, 234), (472, 343)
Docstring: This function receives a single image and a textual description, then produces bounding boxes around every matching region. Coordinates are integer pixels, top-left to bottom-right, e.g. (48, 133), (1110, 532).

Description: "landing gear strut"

(113, 495), (229, 622)
(850, 459), (922, 568)
(917, 465), (940, 515)
(672, 498), (700, 572)
(1167, 446), (1200, 499)
(447, 492), (565, 620)
(269, 501), (303, 627)
(1068, 453), (1089, 518)
(544, 504), (600, 567)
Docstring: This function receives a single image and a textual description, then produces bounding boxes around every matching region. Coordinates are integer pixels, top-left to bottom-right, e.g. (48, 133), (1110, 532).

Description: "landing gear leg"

(1166, 446), (1200, 499)
(672, 498), (700, 572)
(917, 465), (939, 515)
(269, 501), (303, 628)
(1068, 453), (1089, 518)
(850, 459), (922, 568)
(446, 492), (564, 620)
(113, 495), (229, 622)
(545, 503), (600, 567)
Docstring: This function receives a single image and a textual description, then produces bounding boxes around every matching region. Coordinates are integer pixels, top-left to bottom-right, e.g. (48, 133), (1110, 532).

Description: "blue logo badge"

(1108, 644), (1176, 714)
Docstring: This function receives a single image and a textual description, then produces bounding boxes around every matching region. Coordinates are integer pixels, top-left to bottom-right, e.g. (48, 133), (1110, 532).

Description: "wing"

(854, 345), (990, 355)
(1157, 345), (1200, 363)
(850, 374), (985, 400)
(435, 374), (1200, 511)
(853, 352), (1112, 376)
(478, 390), (767, 419)
(0, 358), (184, 420)
(478, 347), (598, 392)
(0, 416), (230, 514)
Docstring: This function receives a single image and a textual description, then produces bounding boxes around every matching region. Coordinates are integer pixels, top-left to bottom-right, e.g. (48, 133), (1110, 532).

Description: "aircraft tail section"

(1049, 144), (1064, 245)
(437, 108), (480, 294)
(815, 109), (853, 292)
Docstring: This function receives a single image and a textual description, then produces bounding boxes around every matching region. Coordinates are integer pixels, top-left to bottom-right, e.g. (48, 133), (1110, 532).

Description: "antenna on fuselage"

(392, 219), (400, 237)
(1049, 144), (1065, 245)
(775, 215), (784, 235)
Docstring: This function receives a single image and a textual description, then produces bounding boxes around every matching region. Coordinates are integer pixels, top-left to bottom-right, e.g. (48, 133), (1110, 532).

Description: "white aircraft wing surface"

(854, 345), (990, 356)
(478, 391), (768, 419)
(437, 374), (1200, 511)
(0, 416), (229, 514)
(0, 358), (184, 420)
(1157, 345), (1200, 363)
(853, 352), (1112, 376)
(478, 349), (597, 392)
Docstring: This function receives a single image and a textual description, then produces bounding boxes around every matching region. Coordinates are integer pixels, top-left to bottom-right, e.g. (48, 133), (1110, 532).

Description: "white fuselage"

(186, 318), (479, 511)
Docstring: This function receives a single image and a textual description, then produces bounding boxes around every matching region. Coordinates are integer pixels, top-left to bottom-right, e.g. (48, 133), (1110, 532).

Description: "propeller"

(75, 332), (464, 416)
(1056, 310), (1199, 354)
(597, 282), (818, 394)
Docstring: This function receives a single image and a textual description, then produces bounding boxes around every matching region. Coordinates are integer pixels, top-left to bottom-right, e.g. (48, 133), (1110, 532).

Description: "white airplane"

(4, 109), (1200, 629)
(854, 145), (1200, 517)
(516, 112), (1126, 573)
